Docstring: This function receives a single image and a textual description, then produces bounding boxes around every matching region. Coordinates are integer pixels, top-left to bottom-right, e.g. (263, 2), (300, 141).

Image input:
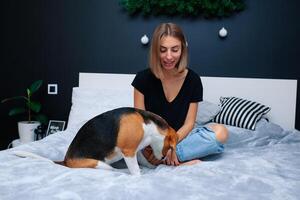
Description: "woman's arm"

(133, 88), (145, 110)
(164, 102), (199, 166)
(176, 102), (198, 141)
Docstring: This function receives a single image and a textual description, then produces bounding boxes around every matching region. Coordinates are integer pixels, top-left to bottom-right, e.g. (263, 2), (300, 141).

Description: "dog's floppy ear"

(167, 128), (178, 150)
(162, 128), (178, 156)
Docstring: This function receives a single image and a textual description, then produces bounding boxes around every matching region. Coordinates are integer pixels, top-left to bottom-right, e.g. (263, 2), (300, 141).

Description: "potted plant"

(1, 80), (48, 143)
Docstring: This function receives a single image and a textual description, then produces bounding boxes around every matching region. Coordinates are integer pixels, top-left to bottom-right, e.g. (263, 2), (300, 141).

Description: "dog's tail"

(12, 150), (64, 165)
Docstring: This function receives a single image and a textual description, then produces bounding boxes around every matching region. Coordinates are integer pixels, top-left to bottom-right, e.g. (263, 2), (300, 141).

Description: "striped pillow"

(213, 97), (271, 130)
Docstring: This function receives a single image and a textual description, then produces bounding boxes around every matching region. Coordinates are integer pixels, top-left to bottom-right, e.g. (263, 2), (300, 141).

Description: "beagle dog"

(14, 107), (178, 175)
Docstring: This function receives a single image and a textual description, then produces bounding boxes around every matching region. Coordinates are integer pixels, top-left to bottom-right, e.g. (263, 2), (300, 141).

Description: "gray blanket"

(0, 119), (299, 200)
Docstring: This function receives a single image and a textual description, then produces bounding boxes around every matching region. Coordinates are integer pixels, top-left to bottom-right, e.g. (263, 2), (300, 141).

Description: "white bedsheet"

(0, 119), (300, 200)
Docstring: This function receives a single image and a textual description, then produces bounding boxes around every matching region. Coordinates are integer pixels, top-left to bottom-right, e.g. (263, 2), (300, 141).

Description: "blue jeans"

(176, 126), (224, 162)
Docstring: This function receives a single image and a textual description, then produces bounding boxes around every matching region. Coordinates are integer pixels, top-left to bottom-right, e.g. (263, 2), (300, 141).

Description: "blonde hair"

(149, 23), (188, 79)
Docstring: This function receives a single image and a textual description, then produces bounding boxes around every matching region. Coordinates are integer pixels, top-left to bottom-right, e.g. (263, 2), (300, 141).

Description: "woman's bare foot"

(179, 159), (201, 166)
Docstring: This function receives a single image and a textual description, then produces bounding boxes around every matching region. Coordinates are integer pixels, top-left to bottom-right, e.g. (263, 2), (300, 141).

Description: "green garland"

(120, 0), (245, 18)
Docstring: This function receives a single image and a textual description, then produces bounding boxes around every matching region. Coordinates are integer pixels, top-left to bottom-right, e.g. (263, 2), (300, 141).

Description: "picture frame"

(46, 120), (66, 136)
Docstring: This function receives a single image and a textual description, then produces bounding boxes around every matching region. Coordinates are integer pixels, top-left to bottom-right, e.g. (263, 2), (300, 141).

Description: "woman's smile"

(160, 36), (182, 70)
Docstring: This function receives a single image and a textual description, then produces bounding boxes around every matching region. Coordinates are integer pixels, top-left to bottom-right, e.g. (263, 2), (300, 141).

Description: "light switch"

(48, 84), (58, 95)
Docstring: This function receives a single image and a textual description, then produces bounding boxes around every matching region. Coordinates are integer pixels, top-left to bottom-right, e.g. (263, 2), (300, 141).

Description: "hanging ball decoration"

(219, 27), (228, 38)
(141, 34), (149, 45)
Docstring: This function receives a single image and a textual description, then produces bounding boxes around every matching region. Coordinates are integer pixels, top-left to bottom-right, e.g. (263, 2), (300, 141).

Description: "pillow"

(212, 96), (271, 130)
(195, 101), (221, 125)
(66, 87), (133, 131)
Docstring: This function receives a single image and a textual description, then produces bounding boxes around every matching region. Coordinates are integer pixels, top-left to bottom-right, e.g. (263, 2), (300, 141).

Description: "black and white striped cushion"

(213, 97), (271, 130)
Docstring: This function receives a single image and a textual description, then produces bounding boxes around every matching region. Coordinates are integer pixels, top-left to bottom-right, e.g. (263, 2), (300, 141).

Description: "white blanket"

(1, 119), (300, 200)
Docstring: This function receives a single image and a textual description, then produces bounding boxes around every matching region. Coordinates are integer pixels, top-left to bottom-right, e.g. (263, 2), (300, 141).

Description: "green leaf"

(28, 101), (41, 113)
(27, 88), (31, 97)
(119, 0), (245, 18)
(1, 96), (27, 103)
(29, 80), (43, 94)
(34, 114), (48, 125)
(8, 107), (26, 116)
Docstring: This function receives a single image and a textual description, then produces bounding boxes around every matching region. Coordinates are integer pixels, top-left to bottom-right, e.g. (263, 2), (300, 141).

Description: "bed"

(0, 72), (299, 200)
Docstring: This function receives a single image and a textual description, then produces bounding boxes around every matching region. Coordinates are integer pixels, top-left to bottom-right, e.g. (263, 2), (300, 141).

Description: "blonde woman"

(132, 23), (228, 166)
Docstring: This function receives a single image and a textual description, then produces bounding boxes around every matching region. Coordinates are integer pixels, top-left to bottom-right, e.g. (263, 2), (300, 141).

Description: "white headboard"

(79, 72), (297, 130)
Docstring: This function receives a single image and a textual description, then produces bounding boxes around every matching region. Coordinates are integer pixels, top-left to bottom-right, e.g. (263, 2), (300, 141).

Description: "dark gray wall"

(1, 0), (299, 150)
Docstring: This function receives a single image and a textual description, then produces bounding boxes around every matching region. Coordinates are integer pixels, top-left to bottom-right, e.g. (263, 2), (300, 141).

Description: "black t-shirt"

(131, 68), (203, 131)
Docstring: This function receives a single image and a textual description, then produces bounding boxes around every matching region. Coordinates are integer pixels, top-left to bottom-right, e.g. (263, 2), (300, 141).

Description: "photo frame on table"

(46, 120), (65, 136)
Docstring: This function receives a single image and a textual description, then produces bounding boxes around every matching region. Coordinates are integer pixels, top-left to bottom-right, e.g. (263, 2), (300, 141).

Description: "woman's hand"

(163, 149), (180, 166)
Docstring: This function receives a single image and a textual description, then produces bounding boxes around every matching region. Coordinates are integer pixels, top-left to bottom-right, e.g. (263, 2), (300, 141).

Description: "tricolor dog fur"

(14, 107), (178, 175)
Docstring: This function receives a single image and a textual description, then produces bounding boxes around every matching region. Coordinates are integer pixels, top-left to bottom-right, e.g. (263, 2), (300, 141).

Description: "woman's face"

(159, 36), (182, 71)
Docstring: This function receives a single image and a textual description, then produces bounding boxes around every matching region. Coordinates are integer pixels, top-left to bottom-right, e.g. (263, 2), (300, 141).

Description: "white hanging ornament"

(219, 27), (228, 38)
(141, 34), (149, 45)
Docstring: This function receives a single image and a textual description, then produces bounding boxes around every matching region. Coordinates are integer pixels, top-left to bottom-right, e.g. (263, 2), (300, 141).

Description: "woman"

(132, 23), (228, 166)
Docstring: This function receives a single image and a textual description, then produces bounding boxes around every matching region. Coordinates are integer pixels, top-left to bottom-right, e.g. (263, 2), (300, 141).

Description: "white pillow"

(196, 101), (221, 126)
(66, 87), (133, 131)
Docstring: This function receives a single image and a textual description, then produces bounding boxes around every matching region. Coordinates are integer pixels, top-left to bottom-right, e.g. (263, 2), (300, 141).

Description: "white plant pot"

(18, 121), (40, 144)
